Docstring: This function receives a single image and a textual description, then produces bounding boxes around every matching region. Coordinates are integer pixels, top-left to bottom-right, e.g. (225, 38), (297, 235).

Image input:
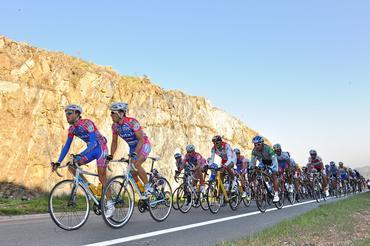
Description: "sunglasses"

(254, 143), (263, 146)
(65, 111), (74, 116)
(111, 111), (119, 115)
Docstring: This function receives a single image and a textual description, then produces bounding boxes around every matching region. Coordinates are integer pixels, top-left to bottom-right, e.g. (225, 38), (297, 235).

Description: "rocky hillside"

(0, 35), (264, 190)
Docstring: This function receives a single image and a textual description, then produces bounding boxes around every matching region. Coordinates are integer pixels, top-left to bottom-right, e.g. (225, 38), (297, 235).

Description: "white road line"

(84, 199), (320, 246)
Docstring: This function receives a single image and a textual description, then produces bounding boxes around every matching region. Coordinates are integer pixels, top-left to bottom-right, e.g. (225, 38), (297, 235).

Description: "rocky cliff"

(0, 35), (264, 190)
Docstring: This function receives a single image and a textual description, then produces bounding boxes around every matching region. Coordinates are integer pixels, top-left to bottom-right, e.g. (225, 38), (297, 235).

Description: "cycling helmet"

(309, 149), (317, 156)
(273, 144), (281, 150)
(234, 148), (241, 155)
(212, 135), (222, 143)
(186, 144), (195, 152)
(339, 162), (344, 166)
(330, 161), (335, 166)
(64, 104), (82, 113)
(110, 102), (128, 112)
(252, 135), (264, 144)
(174, 153), (182, 159)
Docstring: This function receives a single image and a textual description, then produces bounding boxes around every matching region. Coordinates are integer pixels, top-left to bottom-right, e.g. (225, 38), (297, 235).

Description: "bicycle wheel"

(48, 179), (90, 231)
(274, 179), (284, 209)
(101, 176), (134, 228)
(148, 177), (172, 222)
(242, 186), (252, 207)
(207, 181), (222, 214)
(200, 183), (209, 211)
(229, 182), (240, 211)
(176, 183), (193, 213)
(255, 182), (267, 213)
(287, 183), (296, 205)
(172, 186), (180, 210)
(192, 192), (201, 209)
(314, 181), (321, 203)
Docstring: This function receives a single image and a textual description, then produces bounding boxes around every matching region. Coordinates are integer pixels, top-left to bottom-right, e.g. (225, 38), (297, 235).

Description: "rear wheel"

(101, 176), (134, 228)
(148, 178), (172, 222)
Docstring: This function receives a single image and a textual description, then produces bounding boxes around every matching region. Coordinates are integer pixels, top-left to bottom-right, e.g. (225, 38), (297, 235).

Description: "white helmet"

(186, 144), (195, 152)
(110, 102), (128, 113)
(64, 104), (82, 113)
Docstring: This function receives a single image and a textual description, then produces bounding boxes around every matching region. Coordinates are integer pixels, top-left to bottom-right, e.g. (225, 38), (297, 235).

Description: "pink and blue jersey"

(112, 116), (151, 158)
(183, 152), (207, 168)
(58, 119), (108, 167)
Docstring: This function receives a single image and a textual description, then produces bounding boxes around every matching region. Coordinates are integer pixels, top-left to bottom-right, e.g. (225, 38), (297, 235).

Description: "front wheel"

(101, 176), (134, 229)
(148, 177), (172, 222)
(255, 181), (268, 213)
(207, 181), (222, 214)
(176, 183), (193, 213)
(200, 183), (209, 211)
(172, 186), (180, 210)
(48, 179), (90, 231)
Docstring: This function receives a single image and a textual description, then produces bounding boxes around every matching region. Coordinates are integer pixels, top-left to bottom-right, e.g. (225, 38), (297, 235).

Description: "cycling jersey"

(329, 166), (338, 178)
(276, 151), (290, 172)
(338, 167), (348, 180)
(58, 119), (108, 167)
(236, 155), (248, 174)
(209, 142), (236, 167)
(250, 144), (278, 173)
(112, 116), (151, 158)
(307, 156), (324, 172)
(183, 152), (207, 168)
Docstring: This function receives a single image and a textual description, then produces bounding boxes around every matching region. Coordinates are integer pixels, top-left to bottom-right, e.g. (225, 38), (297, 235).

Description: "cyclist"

(50, 104), (111, 213)
(176, 144), (207, 193)
(338, 162), (349, 188)
(106, 102), (152, 197)
(208, 135), (238, 192)
(250, 136), (280, 202)
(273, 144), (291, 173)
(174, 153), (183, 171)
(234, 148), (249, 198)
(307, 149), (329, 196)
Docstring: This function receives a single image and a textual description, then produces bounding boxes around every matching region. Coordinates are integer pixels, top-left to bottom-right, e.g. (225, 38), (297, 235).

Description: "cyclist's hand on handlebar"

(106, 154), (113, 162)
(129, 152), (138, 161)
(50, 162), (60, 172)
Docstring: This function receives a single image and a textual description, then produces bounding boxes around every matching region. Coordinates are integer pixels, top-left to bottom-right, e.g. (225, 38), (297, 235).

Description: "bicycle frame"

(72, 163), (101, 205)
(216, 171), (230, 201)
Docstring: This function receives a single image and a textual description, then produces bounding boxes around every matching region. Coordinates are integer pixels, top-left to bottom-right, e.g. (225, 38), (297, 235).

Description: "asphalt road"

(0, 195), (357, 246)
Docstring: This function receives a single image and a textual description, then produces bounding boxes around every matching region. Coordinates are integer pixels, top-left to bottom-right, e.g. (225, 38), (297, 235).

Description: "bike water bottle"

(134, 176), (145, 192)
(97, 183), (102, 198)
(89, 183), (97, 195)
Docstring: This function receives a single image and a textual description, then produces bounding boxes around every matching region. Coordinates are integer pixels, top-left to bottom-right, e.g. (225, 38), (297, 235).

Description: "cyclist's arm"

(224, 144), (235, 166)
(208, 148), (215, 165)
(57, 135), (73, 163)
(130, 118), (145, 155)
(110, 133), (118, 156)
(80, 132), (98, 158)
(249, 155), (256, 169)
(133, 129), (145, 156)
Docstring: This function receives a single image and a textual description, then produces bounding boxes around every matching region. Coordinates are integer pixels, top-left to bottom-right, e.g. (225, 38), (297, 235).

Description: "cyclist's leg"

(270, 163), (279, 192)
(133, 142), (151, 185)
(96, 144), (108, 187)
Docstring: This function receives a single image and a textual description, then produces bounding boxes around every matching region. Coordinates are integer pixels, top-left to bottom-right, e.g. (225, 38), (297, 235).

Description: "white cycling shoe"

(105, 200), (115, 218)
(273, 192), (280, 202)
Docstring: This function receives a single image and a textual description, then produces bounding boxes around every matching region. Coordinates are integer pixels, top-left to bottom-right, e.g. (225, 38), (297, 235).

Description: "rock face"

(0, 35), (265, 191)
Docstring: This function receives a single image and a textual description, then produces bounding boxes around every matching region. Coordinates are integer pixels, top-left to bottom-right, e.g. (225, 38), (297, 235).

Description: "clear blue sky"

(2, 1), (370, 167)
